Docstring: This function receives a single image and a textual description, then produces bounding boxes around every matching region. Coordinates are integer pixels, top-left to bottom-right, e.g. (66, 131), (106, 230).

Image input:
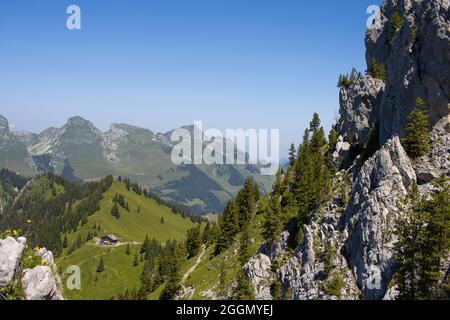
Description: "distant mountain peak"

(65, 116), (97, 130)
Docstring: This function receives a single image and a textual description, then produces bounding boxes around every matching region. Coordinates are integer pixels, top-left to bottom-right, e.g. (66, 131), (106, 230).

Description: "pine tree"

(111, 203), (120, 219)
(263, 195), (282, 244)
(361, 122), (380, 161)
(393, 178), (450, 300)
(133, 253), (139, 267)
(238, 225), (251, 266)
(97, 258), (105, 273)
(62, 234), (68, 249)
(216, 201), (238, 254)
(288, 143), (296, 166)
(272, 280), (282, 300)
(418, 175), (450, 298)
(309, 113), (321, 132)
(160, 217), (165, 224)
(141, 235), (149, 254)
(186, 225), (202, 258)
(236, 178), (256, 228)
(218, 260), (227, 298)
(202, 223), (212, 244)
(233, 270), (255, 300)
(159, 244), (182, 300)
(390, 10), (402, 39)
(368, 58), (386, 81)
(402, 109), (430, 159)
(125, 243), (131, 255)
(394, 183), (425, 299)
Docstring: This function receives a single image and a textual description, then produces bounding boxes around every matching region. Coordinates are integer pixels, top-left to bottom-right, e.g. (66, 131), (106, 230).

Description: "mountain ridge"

(0, 114), (273, 213)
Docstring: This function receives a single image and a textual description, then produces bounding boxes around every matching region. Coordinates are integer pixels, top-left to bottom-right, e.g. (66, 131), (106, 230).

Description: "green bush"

(390, 10), (402, 40)
(368, 58), (386, 81)
(324, 273), (345, 298)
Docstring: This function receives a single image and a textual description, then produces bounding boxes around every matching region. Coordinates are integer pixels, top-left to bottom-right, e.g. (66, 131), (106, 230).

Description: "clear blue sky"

(0, 0), (381, 157)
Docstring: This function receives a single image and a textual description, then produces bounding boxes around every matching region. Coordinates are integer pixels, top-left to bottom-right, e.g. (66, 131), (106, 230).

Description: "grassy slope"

(57, 181), (196, 300)
(184, 214), (265, 300)
(148, 213), (265, 300)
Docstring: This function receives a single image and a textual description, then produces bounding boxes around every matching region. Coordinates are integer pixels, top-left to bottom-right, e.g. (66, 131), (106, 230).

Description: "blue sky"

(0, 0), (381, 157)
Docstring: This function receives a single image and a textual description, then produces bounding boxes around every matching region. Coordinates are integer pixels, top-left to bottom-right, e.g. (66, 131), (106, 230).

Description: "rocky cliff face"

(366, 0), (449, 144)
(0, 237), (63, 300)
(244, 0), (449, 300)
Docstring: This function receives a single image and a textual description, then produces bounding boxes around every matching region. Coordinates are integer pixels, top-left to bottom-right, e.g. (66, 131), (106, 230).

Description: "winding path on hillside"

(182, 245), (206, 283)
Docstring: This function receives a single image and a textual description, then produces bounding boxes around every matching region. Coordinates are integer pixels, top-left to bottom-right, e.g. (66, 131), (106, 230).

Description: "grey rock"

(259, 231), (290, 261)
(383, 286), (400, 300)
(339, 76), (385, 146)
(37, 247), (55, 267)
(0, 237), (26, 287)
(343, 136), (416, 299)
(22, 266), (63, 300)
(277, 181), (360, 300)
(333, 136), (352, 167)
(243, 253), (273, 300)
(414, 115), (450, 184)
(366, 0), (450, 143)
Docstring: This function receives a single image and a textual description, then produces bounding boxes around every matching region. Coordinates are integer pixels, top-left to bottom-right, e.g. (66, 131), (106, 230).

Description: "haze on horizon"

(0, 0), (381, 157)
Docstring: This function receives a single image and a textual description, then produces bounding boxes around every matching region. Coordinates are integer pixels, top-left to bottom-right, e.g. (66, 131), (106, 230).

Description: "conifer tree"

(133, 253), (139, 267)
(394, 178), (450, 299)
(263, 195), (282, 244)
(111, 203), (120, 219)
(390, 10), (402, 39)
(186, 225), (202, 258)
(238, 225), (251, 266)
(236, 178), (256, 228)
(97, 258), (105, 273)
(233, 225), (254, 300)
(288, 143), (297, 166)
(216, 201), (238, 254)
(233, 270), (255, 300)
(418, 176), (450, 298)
(159, 244), (182, 300)
(218, 260), (227, 298)
(62, 234), (68, 249)
(402, 109), (430, 159)
(202, 223), (212, 244)
(309, 113), (321, 132)
(125, 243), (131, 255)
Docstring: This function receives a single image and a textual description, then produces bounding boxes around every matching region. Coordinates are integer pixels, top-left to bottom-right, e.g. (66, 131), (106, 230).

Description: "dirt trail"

(182, 245), (206, 283)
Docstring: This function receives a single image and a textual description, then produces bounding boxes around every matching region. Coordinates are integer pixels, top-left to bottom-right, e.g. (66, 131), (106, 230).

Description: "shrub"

(324, 273), (345, 298)
(390, 10), (402, 40)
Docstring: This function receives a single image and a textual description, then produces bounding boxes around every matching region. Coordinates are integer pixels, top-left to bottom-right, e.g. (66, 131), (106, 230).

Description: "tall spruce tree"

(394, 182), (426, 300)
(263, 195), (282, 244)
(288, 143), (297, 166)
(402, 109), (430, 159)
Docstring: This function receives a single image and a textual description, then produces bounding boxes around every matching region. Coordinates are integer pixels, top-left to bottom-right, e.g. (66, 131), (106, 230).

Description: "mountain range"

(0, 115), (273, 213)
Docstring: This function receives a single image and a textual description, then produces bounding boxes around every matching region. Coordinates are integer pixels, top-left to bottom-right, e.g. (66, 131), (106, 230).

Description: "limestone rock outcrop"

(366, 0), (449, 143)
(0, 237), (63, 300)
(0, 237), (26, 287)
